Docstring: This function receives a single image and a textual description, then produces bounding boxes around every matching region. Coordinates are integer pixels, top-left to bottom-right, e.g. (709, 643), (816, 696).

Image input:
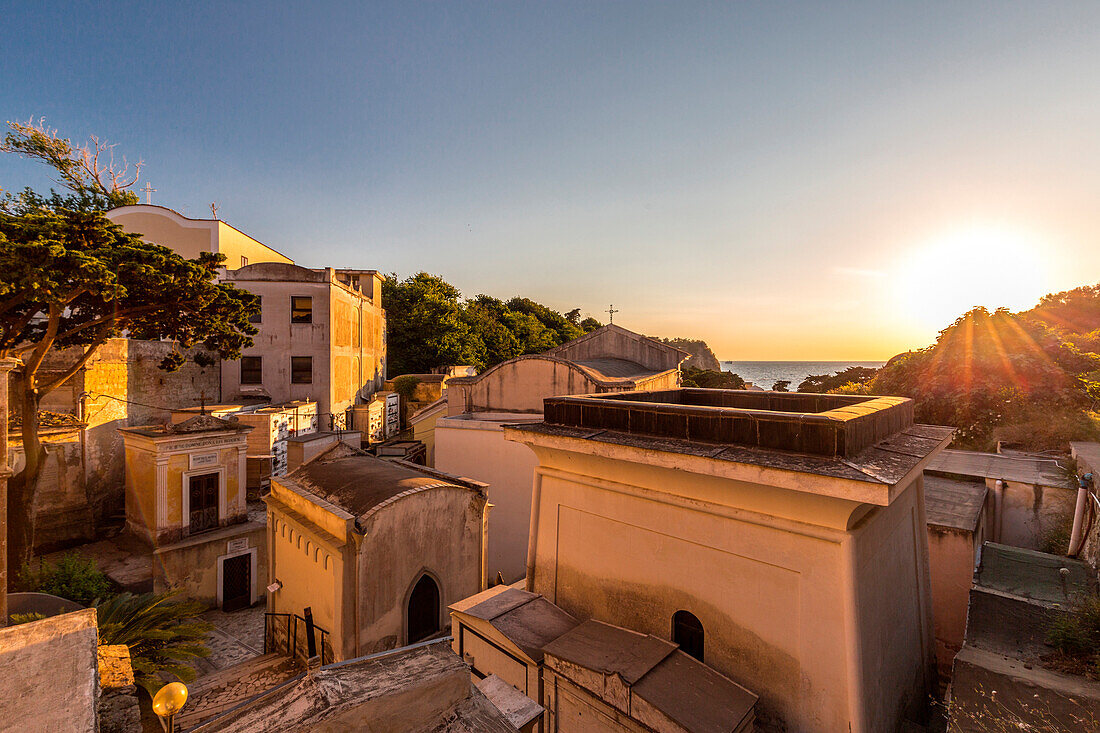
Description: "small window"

(291, 356), (313, 384)
(672, 610), (704, 662)
(249, 296), (262, 324)
(291, 296), (313, 324)
(240, 255), (248, 267)
(240, 356), (262, 385)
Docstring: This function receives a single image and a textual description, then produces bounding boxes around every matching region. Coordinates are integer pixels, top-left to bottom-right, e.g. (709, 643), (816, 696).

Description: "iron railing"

(264, 611), (333, 666)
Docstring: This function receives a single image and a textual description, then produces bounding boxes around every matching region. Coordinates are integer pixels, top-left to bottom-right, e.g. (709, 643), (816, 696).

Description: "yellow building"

(119, 414), (266, 610)
(264, 442), (488, 663)
(458, 388), (956, 732)
(106, 204), (293, 268)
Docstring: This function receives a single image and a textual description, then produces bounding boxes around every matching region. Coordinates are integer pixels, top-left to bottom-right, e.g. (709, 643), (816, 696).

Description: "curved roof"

(285, 442), (484, 522)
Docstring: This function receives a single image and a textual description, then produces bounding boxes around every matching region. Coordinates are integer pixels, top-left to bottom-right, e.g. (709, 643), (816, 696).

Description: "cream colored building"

(221, 263), (386, 430)
(494, 388), (953, 732)
(106, 204), (293, 268)
(264, 443), (488, 662)
(437, 324), (689, 583)
(118, 414), (266, 609)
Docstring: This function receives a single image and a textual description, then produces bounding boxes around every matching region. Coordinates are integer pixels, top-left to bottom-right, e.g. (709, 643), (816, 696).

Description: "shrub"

(20, 553), (114, 606)
(1048, 592), (1100, 675)
(392, 375), (422, 401)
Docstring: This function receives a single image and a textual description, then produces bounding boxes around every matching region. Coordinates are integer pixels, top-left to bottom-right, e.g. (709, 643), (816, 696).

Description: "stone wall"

(97, 644), (141, 733)
(21, 339), (219, 547)
(0, 608), (99, 733)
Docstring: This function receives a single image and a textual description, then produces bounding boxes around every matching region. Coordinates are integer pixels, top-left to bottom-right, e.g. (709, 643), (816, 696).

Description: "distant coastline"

(719, 360), (885, 390)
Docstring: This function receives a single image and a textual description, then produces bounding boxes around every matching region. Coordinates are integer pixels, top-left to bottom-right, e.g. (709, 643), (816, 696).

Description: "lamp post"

(152, 682), (189, 732)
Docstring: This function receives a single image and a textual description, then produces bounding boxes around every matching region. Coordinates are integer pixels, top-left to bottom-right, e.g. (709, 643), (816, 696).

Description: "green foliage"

(772, 380), (790, 392)
(10, 612), (46, 625)
(383, 272), (594, 373)
(579, 317), (602, 333)
(391, 374), (422, 401)
(1048, 593), (1100, 676)
(680, 367), (745, 389)
(19, 553), (114, 606)
(95, 591), (213, 695)
(871, 301), (1100, 451)
(797, 366), (878, 394)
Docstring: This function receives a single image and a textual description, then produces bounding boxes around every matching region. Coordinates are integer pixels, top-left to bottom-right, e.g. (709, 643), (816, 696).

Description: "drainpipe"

(992, 479), (1006, 543)
(1069, 473), (1094, 557)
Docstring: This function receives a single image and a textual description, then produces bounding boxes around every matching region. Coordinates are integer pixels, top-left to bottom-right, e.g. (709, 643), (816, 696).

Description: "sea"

(719, 361), (885, 391)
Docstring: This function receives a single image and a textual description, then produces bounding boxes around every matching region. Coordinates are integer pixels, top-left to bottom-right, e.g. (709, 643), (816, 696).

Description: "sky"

(3, 2), (1099, 360)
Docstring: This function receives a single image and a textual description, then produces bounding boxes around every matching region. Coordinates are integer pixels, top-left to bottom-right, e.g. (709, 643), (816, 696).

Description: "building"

(449, 584), (758, 733)
(118, 414), (266, 610)
(923, 474), (991, 683)
(106, 204), (293, 268)
(188, 639), (523, 733)
(436, 324), (689, 583)
(926, 449), (1077, 550)
(264, 442), (488, 662)
(499, 388), (953, 732)
(221, 263), (386, 430)
(172, 400), (318, 491)
(409, 397), (447, 465)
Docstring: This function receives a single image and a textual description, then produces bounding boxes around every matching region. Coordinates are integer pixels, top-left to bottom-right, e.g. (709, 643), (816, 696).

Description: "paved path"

(195, 605), (267, 673)
(177, 653), (301, 730)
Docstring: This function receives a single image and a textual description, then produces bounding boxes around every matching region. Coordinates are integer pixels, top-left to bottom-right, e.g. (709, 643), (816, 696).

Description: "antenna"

(141, 182), (156, 204)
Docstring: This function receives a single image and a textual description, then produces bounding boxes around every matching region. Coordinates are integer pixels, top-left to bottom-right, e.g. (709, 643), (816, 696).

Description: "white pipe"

(525, 469), (544, 593)
(1069, 474), (1094, 556)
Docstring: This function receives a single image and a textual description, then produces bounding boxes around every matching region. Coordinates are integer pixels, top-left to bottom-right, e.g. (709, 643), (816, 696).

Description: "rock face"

(656, 338), (721, 371)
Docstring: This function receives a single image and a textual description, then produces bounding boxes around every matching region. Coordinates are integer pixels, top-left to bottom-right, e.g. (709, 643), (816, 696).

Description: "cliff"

(655, 337), (720, 371)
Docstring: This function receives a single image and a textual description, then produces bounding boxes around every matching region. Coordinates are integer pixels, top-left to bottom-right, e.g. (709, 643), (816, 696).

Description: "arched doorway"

(672, 610), (704, 662)
(407, 574), (441, 643)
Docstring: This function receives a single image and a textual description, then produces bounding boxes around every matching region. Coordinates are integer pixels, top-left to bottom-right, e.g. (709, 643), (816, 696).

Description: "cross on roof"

(141, 182), (156, 204)
(607, 304), (619, 324)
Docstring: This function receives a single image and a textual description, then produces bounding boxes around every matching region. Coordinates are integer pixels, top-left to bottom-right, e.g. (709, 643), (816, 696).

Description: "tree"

(772, 380), (790, 392)
(1, 120), (259, 572)
(797, 366), (878, 394)
(95, 591), (213, 695)
(382, 272), (483, 374)
(579, 317), (602, 333)
(680, 367), (745, 389)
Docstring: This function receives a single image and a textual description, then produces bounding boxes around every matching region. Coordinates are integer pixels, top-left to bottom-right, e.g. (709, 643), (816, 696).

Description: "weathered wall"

(927, 523), (984, 682)
(9, 430), (94, 550)
(436, 417), (541, 583)
(851, 478), (935, 728)
(447, 358), (602, 415)
(154, 523), (266, 608)
(97, 644), (142, 733)
(356, 487), (486, 655)
(991, 478), (1077, 550)
(25, 339), (219, 546)
(547, 325), (685, 372)
(0, 608), (99, 733)
(518, 441), (935, 733)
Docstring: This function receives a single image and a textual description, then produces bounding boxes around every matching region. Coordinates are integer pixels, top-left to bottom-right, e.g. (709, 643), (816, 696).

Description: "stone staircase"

(176, 652), (301, 731)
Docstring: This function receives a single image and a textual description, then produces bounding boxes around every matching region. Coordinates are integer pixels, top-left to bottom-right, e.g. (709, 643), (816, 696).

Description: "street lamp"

(152, 682), (189, 732)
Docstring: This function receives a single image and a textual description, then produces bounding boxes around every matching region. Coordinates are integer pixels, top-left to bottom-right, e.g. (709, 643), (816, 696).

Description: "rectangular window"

(248, 296), (262, 324)
(291, 296), (312, 324)
(240, 356), (263, 385)
(291, 356), (312, 384)
(240, 255), (248, 267)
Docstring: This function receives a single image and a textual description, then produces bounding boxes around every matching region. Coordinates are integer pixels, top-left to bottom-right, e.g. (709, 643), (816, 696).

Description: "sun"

(894, 224), (1051, 331)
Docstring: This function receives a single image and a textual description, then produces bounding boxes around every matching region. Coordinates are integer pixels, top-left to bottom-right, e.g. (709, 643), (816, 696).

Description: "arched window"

(407, 574), (441, 644)
(672, 610), (704, 662)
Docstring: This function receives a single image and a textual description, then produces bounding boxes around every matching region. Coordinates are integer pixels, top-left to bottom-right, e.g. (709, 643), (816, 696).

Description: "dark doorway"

(222, 553), (251, 612)
(189, 473), (219, 534)
(672, 610), (704, 662)
(407, 574), (440, 643)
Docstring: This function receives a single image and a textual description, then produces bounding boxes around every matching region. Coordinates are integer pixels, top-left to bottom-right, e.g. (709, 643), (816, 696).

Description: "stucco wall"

(0, 608), (99, 733)
(447, 359), (602, 415)
(928, 522), (985, 682)
(519, 442), (934, 733)
(356, 487), (487, 655)
(991, 478), (1077, 550)
(9, 431), (93, 550)
(436, 417), (541, 583)
(154, 523), (266, 608)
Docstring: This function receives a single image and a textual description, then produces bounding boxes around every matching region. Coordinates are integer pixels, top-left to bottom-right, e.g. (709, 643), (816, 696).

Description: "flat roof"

(1071, 441), (1100, 475)
(924, 474), (988, 532)
(927, 450), (1073, 488)
(539, 389), (920, 459)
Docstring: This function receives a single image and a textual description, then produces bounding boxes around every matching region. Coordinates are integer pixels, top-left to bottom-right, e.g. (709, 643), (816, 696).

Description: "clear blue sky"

(4, 2), (1099, 359)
